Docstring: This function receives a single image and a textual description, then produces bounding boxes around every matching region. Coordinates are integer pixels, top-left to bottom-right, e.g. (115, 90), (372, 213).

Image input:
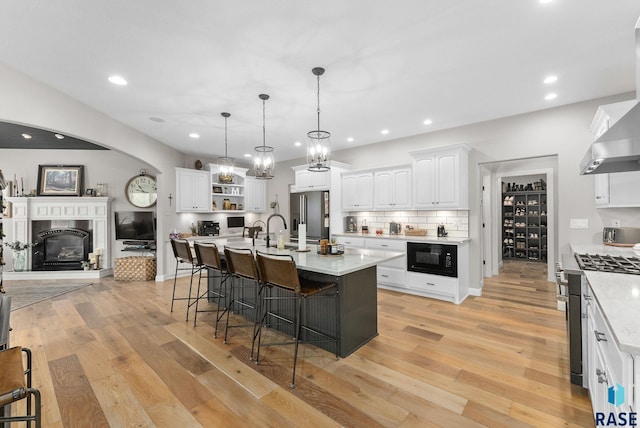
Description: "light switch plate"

(570, 219), (589, 229)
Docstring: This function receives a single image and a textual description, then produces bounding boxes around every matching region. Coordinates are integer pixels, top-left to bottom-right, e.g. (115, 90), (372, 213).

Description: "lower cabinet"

(334, 235), (468, 303)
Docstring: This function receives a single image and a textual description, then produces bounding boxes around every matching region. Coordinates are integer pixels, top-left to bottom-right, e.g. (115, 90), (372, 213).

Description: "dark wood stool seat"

(222, 247), (260, 345)
(193, 242), (230, 332)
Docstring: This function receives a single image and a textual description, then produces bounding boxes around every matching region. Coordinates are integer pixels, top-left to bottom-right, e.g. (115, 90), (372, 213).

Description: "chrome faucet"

(252, 219), (267, 246)
(265, 213), (287, 248)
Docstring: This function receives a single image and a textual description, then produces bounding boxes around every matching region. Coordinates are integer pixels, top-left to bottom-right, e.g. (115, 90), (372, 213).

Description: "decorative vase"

(13, 250), (26, 272)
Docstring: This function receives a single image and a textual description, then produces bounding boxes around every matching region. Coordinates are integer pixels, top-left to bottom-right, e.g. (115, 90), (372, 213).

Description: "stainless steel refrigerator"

(289, 190), (330, 242)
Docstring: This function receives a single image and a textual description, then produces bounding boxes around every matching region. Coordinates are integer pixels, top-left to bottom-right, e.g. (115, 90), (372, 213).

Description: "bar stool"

(192, 242), (229, 330)
(254, 251), (339, 388)
(169, 239), (203, 321)
(222, 247), (260, 345)
(0, 346), (41, 427)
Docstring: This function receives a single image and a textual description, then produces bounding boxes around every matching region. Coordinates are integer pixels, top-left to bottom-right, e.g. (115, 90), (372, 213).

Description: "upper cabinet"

(291, 166), (330, 192)
(410, 144), (469, 210)
(342, 172), (374, 211)
(373, 166), (412, 210)
(244, 177), (267, 213)
(207, 164), (247, 213)
(176, 167), (211, 212)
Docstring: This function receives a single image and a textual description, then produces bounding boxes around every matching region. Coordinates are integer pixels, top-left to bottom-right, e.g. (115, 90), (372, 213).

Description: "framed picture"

(230, 203), (237, 210)
(213, 186), (223, 194)
(37, 165), (84, 196)
(85, 188), (95, 196)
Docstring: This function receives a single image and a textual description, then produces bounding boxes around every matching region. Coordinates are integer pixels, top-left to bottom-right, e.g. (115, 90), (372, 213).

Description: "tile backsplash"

(347, 210), (469, 238)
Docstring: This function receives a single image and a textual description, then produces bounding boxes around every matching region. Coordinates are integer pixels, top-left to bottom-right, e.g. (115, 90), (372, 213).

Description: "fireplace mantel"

(5, 197), (112, 280)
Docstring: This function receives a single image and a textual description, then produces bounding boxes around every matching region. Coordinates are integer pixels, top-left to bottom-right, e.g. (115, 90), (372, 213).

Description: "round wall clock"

(125, 171), (157, 208)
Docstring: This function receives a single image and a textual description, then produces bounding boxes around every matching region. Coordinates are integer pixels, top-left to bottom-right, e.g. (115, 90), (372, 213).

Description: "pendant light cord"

(263, 97), (266, 148)
(316, 73), (321, 132)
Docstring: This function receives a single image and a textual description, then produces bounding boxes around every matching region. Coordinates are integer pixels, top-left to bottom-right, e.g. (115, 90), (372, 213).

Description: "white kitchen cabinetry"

(366, 238), (406, 288)
(175, 167), (211, 212)
(207, 165), (247, 213)
(373, 167), (412, 210)
(291, 165), (330, 192)
(341, 172), (374, 211)
(585, 283), (634, 415)
(594, 171), (640, 208)
(334, 236), (366, 248)
(244, 177), (267, 212)
(410, 145), (469, 210)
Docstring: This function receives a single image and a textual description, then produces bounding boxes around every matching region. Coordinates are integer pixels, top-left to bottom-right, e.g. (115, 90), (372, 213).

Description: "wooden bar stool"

(222, 247), (260, 345)
(254, 251), (339, 388)
(193, 242), (229, 330)
(169, 239), (203, 321)
(0, 346), (41, 427)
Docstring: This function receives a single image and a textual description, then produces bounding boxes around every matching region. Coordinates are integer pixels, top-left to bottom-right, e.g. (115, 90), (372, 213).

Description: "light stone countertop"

(570, 243), (636, 257)
(186, 236), (404, 276)
(583, 270), (640, 355)
(333, 232), (470, 244)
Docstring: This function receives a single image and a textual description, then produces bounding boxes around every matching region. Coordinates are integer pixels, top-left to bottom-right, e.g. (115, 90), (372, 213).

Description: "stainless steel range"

(575, 253), (640, 274)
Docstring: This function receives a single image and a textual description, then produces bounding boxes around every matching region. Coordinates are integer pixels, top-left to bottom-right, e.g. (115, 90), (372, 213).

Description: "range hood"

(580, 101), (640, 174)
(580, 17), (640, 175)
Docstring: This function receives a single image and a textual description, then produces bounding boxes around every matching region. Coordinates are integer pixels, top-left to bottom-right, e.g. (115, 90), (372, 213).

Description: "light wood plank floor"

(4, 260), (592, 427)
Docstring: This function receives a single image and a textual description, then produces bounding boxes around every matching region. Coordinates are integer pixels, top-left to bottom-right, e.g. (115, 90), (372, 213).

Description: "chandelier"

(254, 93), (275, 179)
(217, 112), (235, 183)
(307, 67), (331, 172)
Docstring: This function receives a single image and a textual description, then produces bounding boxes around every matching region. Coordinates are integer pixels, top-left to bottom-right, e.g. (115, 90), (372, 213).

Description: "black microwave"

(407, 242), (457, 277)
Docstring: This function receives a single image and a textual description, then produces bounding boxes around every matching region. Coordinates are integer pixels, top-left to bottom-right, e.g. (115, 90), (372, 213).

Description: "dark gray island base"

(208, 264), (378, 358)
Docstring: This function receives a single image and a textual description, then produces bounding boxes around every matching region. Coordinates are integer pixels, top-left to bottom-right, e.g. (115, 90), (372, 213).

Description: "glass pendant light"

(307, 67), (331, 171)
(217, 112), (235, 183)
(254, 93), (275, 179)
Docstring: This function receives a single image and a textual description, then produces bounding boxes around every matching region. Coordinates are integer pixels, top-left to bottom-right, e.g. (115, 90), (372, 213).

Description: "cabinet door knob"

(596, 368), (608, 384)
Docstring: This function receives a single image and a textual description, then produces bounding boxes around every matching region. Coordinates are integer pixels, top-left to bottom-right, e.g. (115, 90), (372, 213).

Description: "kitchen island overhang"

(196, 237), (403, 357)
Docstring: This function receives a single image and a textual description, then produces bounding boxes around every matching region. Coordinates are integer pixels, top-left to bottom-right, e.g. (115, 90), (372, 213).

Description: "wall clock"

(126, 170), (157, 208)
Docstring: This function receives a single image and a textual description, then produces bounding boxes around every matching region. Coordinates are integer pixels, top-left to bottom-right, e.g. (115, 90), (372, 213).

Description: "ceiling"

(1, 1), (639, 162)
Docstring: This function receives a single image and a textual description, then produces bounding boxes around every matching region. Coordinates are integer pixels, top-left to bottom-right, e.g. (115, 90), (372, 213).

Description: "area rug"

(1, 282), (92, 311)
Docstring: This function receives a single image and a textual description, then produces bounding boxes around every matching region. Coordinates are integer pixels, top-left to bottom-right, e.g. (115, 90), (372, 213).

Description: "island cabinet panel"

(209, 265), (379, 358)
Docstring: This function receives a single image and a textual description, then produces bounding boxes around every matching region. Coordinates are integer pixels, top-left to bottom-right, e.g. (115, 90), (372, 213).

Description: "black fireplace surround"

(31, 220), (92, 271)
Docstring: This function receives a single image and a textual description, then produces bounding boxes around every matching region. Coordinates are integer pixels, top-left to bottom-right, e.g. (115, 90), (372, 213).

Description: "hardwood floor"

(4, 260), (592, 427)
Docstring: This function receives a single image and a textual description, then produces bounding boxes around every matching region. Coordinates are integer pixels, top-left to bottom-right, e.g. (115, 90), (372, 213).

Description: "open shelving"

(502, 190), (547, 262)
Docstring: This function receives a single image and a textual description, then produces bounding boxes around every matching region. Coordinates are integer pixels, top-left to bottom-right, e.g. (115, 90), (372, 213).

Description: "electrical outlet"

(613, 219), (621, 227)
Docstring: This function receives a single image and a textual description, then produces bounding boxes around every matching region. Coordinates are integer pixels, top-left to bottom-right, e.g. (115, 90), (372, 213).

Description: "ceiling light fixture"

(54, 133), (65, 139)
(217, 112), (235, 183)
(347, 137), (354, 142)
(189, 133), (200, 139)
(543, 75), (558, 84)
(295, 141), (302, 147)
(423, 119), (433, 125)
(545, 93), (558, 100)
(244, 153), (252, 158)
(307, 67), (330, 172)
(381, 129), (389, 135)
(108, 75), (128, 86)
(149, 116), (165, 123)
(254, 93), (275, 179)
(21, 133), (32, 139)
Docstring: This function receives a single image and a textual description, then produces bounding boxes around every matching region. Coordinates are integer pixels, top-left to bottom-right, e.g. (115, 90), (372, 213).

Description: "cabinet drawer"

(335, 236), (366, 248)
(588, 298), (632, 393)
(377, 267), (406, 287)
(365, 238), (406, 251)
(406, 272), (457, 297)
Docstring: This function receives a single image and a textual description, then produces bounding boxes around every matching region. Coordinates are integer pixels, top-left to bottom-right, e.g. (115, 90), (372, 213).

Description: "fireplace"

(31, 220), (92, 271)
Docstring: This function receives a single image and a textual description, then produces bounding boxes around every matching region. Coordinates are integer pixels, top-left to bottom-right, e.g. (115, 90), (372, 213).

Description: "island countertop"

(188, 236), (404, 276)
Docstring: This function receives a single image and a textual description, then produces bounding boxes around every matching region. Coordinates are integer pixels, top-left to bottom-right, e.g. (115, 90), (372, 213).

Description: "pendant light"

(307, 66), (331, 172)
(254, 93), (275, 179)
(217, 112), (235, 183)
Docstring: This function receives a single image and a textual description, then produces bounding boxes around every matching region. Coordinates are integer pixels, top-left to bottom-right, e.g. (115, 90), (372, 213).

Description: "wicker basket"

(404, 229), (427, 236)
(114, 256), (157, 281)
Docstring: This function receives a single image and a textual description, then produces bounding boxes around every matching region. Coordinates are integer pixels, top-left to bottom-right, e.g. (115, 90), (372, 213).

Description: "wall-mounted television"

(114, 211), (156, 242)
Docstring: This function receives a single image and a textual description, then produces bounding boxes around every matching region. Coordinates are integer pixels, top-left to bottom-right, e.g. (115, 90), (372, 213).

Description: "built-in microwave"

(407, 242), (457, 277)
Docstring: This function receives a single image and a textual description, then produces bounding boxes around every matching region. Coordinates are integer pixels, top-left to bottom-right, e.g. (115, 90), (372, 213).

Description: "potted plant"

(4, 241), (32, 272)
(81, 261), (91, 271)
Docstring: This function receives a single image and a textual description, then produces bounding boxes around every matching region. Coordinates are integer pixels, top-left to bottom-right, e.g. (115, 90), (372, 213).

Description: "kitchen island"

(193, 236), (403, 357)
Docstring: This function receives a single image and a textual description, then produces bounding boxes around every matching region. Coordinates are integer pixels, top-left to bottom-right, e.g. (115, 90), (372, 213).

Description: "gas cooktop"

(575, 253), (640, 275)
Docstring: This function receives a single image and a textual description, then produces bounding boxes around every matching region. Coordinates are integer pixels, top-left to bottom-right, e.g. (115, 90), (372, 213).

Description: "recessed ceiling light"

(545, 93), (558, 100)
(347, 137), (354, 142)
(381, 129), (389, 135)
(423, 119), (433, 125)
(294, 141), (302, 147)
(543, 75), (558, 84)
(54, 133), (65, 139)
(189, 133), (200, 139)
(108, 75), (128, 86)
(539, 0), (553, 4)
(21, 133), (32, 139)
(244, 153), (252, 158)
(149, 116), (165, 123)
